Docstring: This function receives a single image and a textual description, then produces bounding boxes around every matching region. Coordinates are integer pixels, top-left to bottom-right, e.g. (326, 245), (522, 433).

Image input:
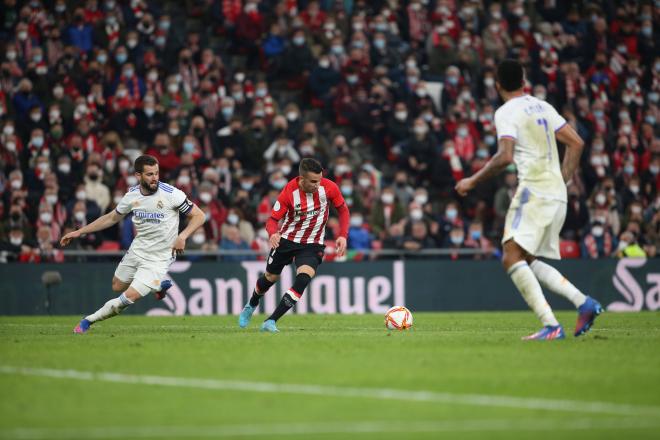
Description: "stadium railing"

(57, 248), (494, 261)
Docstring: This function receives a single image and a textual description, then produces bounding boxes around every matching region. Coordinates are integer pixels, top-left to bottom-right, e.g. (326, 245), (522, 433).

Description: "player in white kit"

(60, 155), (206, 333)
(456, 60), (603, 340)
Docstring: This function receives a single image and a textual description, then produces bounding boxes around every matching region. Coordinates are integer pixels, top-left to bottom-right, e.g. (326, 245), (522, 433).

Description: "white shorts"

(502, 188), (566, 260)
(114, 251), (174, 296)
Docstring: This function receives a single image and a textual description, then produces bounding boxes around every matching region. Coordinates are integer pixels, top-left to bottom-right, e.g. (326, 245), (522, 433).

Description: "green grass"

(1, 312), (659, 440)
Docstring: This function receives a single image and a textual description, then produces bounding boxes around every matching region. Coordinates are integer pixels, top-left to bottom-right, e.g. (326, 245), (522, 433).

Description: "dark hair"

(134, 154), (158, 173)
(299, 158), (323, 175)
(496, 59), (524, 92)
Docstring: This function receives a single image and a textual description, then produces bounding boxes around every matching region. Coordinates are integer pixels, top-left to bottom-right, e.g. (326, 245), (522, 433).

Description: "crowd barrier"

(2, 258), (659, 315)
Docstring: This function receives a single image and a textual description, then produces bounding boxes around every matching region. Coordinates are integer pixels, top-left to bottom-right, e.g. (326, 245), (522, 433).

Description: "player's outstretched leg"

(239, 274), (276, 328)
(154, 280), (173, 301)
(528, 259), (603, 337)
(73, 285), (143, 334)
(503, 241), (562, 341)
(74, 293), (134, 333)
(261, 271), (312, 333)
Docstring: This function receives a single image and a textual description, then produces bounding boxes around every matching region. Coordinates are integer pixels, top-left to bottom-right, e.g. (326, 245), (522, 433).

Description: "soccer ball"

(384, 306), (413, 330)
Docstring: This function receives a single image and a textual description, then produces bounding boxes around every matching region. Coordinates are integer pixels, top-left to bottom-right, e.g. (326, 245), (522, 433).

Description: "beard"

(141, 179), (158, 194)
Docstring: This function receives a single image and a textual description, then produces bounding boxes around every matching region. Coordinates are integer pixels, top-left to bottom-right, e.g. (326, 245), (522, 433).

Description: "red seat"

(560, 240), (580, 259)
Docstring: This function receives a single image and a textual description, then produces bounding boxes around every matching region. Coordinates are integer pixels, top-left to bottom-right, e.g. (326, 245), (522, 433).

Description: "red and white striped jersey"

(268, 177), (348, 245)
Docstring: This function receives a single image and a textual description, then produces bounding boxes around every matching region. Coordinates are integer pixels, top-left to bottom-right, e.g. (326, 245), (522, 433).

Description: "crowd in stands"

(0, 0), (658, 263)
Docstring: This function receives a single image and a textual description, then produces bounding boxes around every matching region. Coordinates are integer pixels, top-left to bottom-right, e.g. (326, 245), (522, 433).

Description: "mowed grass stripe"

(2, 418), (660, 439)
(2, 365), (659, 417)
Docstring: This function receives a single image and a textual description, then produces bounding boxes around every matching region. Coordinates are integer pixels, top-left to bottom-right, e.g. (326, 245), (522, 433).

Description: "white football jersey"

(115, 182), (193, 262)
(494, 95), (567, 202)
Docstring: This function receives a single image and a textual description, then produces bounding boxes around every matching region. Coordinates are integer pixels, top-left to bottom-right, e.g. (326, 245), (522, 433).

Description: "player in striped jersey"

(60, 155), (206, 333)
(239, 158), (350, 332)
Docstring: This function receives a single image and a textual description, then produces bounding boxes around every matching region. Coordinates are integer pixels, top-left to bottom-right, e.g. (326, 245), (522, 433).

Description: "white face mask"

(227, 213), (239, 225)
(358, 178), (371, 188)
(414, 194), (428, 205)
(192, 233), (205, 244)
(199, 192), (212, 204)
(3, 125), (14, 135)
(445, 209), (458, 220)
(126, 176), (138, 186)
(76, 191), (87, 200)
(40, 212), (53, 223)
(410, 209), (423, 220)
(595, 194), (607, 205)
(178, 175), (191, 186)
(350, 216), (363, 227)
(11, 180), (22, 189)
(74, 211), (86, 222)
(46, 195), (58, 205)
(10, 236), (22, 246)
(381, 193), (394, 204)
(592, 226), (604, 237)
(395, 111), (408, 121)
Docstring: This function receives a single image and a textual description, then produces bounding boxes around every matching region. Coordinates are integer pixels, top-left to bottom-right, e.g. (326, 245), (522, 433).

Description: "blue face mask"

(447, 76), (458, 86)
(593, 110), (604, 119)
(97, 54), (107, 64)
(183, 141), (195, 152)
(471, 230), (482, 240)
(374, 39), (386, 50)
(116, 53), (127, 64)
(222, 107), (233, 118)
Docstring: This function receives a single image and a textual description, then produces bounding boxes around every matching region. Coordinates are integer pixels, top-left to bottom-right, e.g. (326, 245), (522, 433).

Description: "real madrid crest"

(157, 200), (164, 209)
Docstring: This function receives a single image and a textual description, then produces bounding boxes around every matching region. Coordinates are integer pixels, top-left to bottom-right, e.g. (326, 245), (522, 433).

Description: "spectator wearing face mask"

(614, 230), (645, 258)
(369, 187), (406, 240)
(437, 201), (464, 244)
(581, 221), (616, 259)
(463, 221), (495, 260)
(35, 201), (61, 243)
(83, 163), (110, 212)
(0, 226), (35, 263)
(219, 224), (252, 262)
(348, 212), (372, 251)
(221, 207), (255, 245)
(443, 225), (472, 260)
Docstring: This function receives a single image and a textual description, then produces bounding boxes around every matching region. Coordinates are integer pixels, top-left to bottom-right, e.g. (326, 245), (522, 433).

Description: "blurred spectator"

(219, 224), (251, 262)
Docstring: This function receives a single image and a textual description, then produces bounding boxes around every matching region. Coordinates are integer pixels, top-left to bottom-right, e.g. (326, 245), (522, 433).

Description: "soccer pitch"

(1, 312), (659, 440)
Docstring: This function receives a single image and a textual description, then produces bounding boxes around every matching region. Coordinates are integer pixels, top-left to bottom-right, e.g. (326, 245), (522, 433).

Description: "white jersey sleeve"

(495, 109), (519, 140)
(170, 186), (193, 216)
(115, 188), (137, 215)
(543, 101), (568, 133)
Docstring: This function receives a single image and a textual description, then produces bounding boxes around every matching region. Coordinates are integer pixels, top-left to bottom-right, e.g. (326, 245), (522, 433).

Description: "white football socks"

(85, 293), (134, 323)
(529, 260), (587, 308)
(508, 261), (559, 327)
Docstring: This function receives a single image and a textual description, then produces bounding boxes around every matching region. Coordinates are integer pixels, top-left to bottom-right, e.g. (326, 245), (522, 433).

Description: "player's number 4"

(537, 118), (552, 161)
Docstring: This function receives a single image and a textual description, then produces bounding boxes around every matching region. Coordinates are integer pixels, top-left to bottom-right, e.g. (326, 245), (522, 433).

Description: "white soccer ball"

(384, 306), (413, 330)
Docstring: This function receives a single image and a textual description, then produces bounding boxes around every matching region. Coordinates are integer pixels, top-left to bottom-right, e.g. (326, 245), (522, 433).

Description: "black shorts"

(265, 238), (325, 275)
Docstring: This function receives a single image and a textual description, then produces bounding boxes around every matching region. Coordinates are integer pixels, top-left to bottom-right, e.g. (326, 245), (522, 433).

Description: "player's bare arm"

(172, 203), (206, 256)
(556, 124), (585, 183)
(60, 209), (124, 247)
(456, 137), (515, 196)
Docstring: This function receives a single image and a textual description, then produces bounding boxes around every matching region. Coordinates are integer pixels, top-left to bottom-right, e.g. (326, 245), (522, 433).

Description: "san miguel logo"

(608, 258), (660, 311)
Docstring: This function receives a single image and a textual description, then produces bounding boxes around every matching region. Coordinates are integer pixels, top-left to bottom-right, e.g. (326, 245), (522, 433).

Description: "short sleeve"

(328, 181), (346, 209)
(545, 103), (568, 133)
(271, 190), (290, 221)
(494, 109), (518, 140)
(171, 187), (193, 215)
(115, 193), (132, 216)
